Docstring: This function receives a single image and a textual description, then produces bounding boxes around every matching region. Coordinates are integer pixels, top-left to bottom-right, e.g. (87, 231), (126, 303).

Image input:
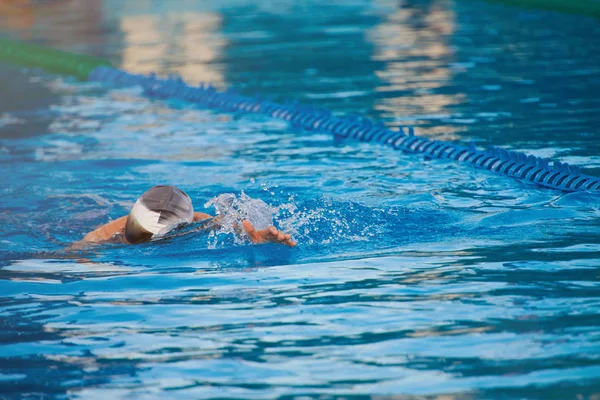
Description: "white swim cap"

(124, 186), (194, 244)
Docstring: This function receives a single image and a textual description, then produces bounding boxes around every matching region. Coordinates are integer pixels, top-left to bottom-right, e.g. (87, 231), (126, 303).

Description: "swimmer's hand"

(242, 220), (297, 247)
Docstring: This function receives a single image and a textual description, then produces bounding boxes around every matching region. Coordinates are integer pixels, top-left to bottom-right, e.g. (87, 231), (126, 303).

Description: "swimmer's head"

(124, 185), (194, 244)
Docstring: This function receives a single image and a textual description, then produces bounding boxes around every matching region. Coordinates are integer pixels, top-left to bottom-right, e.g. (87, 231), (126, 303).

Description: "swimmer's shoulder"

(82, 216), (128, 243)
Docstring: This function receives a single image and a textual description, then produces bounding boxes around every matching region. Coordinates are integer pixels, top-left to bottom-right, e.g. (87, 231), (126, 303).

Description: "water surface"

(1, 0), (600, 399)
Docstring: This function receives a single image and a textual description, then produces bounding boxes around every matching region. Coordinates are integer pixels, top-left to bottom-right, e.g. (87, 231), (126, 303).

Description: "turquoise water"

(1, 0), (600, 398)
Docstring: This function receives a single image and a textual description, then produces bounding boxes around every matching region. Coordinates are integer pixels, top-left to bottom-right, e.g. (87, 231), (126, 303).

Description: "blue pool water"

(1, 0), (600, 398)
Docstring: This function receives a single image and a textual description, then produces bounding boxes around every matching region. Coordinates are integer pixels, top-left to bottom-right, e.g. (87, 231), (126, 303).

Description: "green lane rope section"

(0, 38), (112, 80)
(479, 0), (600, 18)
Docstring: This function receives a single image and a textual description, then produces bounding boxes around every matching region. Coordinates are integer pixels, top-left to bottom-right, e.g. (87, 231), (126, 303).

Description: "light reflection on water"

(1, 0), (600, 399)
(369, 0), (466, 140)
(120, 12), (227, 86)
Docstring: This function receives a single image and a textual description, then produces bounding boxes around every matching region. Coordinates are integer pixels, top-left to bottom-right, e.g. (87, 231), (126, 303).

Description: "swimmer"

(74, 185), (296, 248)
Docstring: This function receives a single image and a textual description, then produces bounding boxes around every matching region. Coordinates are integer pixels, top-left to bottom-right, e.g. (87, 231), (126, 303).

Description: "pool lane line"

(0, 38), (598, 193)
(86, 66), (600, 193)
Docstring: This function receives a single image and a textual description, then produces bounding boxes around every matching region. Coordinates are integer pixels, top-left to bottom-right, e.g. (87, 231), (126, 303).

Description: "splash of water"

(204, 192), (275, 247)
(205, 192), (274, 229)
(275, 197), (377, 245)
(203, 192), (383, 248)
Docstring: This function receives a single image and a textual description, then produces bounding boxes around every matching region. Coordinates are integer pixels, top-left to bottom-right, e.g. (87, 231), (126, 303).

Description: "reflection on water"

(0, 0), (105, 46)
(0, 0), (34, 31)
(369, 0), (464, 139)
(120, 11), (226, 86)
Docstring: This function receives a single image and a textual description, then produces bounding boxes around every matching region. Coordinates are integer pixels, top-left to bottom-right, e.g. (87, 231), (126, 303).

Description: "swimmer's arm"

(70, 214), (206, 250)
(242, 221), (296, 247)
(192, 212), (296, 247)
(77, 216), (128, 245)
(72, 212), (296, 248)
(77, 214), (214, 244)
(193, 212), (214, 222)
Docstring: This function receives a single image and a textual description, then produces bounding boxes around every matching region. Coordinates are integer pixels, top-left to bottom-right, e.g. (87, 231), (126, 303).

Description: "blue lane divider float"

(88, 66), (600, 193)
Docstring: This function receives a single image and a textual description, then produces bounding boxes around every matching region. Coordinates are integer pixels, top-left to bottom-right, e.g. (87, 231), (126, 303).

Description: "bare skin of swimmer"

(79, 212), (297, 247)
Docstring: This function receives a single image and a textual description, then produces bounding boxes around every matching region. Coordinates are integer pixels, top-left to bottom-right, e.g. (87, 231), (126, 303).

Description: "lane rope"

(1, 37), (599, 193)
(88, 66), (600, 193)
